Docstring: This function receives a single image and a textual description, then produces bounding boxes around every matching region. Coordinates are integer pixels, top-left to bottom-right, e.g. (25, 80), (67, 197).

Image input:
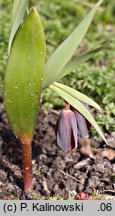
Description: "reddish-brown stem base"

(21, 138), (32, 193)
(64, 102), (70, 111)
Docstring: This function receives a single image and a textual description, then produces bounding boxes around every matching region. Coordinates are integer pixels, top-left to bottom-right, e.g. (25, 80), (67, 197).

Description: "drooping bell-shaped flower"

(72, 103), (91, 138)
(55, 102), (78, 153)
(72, 103), (94, 158)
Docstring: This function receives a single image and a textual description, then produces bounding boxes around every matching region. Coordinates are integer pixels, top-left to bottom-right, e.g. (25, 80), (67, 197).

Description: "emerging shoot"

(4, 8), (46, 192)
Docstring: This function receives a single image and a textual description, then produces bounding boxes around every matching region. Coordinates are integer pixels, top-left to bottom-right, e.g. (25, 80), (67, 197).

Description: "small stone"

(106, 137), (115, 149)
(52, 184), (59, 193)
(7, 183), (14, 193)
(102, 149), (115, 161)
(94, 164), (105, 173)
(42, 180), (50, 193)
(39, 154), (47, 160)
(111, 132), (115, 138)
(0, 170), (7, 182)
(32, 160), (36, 165)
(77, 183), (84, 192)
(112, 164), (115, 173)
(79, 138), (94, 158)
(88, 176), (100, 188)
(64, 179), (77, 191)
(25, 191), (34, 200)
(69, 167), (75, 175)
(0, 182), (3, 187)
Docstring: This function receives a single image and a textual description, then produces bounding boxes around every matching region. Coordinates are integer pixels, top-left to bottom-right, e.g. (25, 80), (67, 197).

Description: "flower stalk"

(64, 102), (70, 111)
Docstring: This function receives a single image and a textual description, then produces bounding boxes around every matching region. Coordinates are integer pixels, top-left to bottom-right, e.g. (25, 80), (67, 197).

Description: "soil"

(0, 96), (115, 200)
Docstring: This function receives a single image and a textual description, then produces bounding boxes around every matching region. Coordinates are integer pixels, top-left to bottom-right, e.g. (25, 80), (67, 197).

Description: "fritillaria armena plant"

(4, 0), (109, 192)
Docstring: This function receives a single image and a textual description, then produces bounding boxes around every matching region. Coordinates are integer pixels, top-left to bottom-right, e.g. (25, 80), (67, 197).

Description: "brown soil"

(0, 96), (115, 200)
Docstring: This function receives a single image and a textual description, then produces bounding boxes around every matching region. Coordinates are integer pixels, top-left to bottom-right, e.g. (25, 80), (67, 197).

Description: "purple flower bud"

(72, 103), (91, 138)
(73, 109), (89, 138)
(55, 108), (78, 153)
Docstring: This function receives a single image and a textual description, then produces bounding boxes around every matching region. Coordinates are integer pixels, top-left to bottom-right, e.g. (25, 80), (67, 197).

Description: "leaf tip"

(105, 138), (108, 146)
(30, 7), (40, 18)
(31, 7), (37, 13)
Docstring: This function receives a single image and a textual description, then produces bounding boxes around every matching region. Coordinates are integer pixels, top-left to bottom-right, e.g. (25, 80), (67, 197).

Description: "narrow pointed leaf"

(58, 40), (111, 80)
(54, 82), (102, 111)
(11, 0), (21, 26)
(8, 0), (29, 55)
(4, 8), (46, 142)
(43, 0), (103, 89)
(50, 84), (107, 144)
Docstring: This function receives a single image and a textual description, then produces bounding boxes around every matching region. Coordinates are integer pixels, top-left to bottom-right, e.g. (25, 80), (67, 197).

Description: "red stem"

(21, 136), (32, 193)
(64, 102), (70, 111)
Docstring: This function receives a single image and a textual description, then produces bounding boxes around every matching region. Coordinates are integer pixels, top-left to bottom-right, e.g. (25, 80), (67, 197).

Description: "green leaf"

(53, 82), (102, 111)
(4, 8), (46, 142)
(58, 40), (111, 80)
(43, 0), (103, 89)
(50, 84), (107, 144)
(11, 0), (21, 26)
(8, 0), (29, 55)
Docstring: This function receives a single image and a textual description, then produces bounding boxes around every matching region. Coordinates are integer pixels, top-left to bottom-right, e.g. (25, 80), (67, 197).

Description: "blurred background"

(0, 0), (115, 135)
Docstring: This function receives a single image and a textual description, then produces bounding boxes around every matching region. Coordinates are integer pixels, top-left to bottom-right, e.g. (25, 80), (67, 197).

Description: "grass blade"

(5, 8), (46, 142)
(43, 0), (103, 89)
(54, 82), (102, 111)
(8, 0), (29, 55)
(50, 84), (107, 144)
(58, 40), (111, 80)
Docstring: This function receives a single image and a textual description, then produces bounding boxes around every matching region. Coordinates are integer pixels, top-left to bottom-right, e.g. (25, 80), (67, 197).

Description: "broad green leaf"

(43, 0), (103, 89)
(58, 40), (111, 80)
(53, 82), (102, 111)
(5, 8), (46, 142)
(8, 0), (29, 55)
(50, 84), (107, 144)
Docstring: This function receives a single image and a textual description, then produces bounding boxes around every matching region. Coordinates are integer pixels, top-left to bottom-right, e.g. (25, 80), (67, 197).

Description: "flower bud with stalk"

(55, 102), (78, 153)
(55, 101), (94, 158)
